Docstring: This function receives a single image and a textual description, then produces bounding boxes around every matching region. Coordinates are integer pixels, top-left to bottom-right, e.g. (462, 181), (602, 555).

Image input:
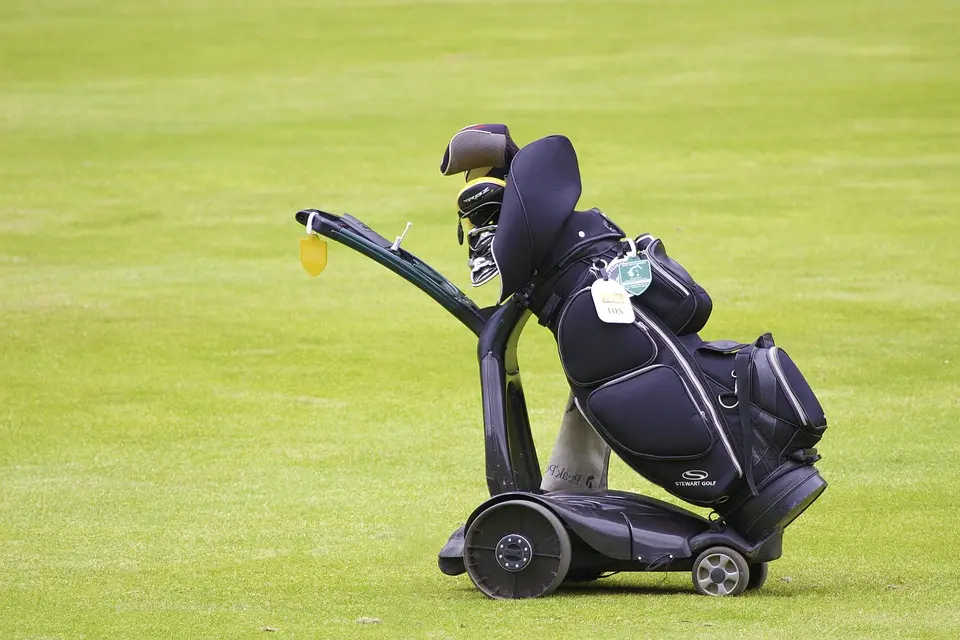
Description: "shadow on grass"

(557, 581), (690, 597)
(447, 577), (821, 599)
(445, 579), (690, 598)
(557, 579), (824, 598)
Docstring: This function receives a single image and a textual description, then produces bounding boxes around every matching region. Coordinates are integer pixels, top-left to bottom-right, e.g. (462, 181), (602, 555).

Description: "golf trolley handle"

(296, 208), (542, 496)
(295, 209), (487, 336)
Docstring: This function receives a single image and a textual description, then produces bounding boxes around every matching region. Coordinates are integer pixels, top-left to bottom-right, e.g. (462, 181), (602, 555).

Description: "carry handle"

(295, 209), (486, 336)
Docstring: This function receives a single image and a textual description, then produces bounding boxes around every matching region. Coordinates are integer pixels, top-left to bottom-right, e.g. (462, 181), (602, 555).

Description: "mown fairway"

(2, 0), (959, 638)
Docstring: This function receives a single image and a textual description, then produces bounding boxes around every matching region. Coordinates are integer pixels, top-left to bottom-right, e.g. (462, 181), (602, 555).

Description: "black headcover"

(493, 135), (583, 302)
(440, 124), (519, 179)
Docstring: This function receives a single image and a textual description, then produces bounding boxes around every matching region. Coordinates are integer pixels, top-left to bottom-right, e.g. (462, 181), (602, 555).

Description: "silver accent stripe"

(632, 304), (743, 477)
(767, 347), (809, 427)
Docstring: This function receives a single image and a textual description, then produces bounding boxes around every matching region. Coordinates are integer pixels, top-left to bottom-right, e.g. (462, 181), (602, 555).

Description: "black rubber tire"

(463, 500), (572, 599)
(691, 546), (750, 597)
(746, 562), (769, 590)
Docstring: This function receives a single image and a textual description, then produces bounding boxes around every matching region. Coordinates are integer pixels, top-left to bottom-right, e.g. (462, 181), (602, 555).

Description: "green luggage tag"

(615, 257), (652, 296)
(606, 237), (652, 297)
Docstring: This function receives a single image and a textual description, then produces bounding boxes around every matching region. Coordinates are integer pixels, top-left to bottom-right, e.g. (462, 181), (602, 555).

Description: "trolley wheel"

(746, 562), (769, 590)
(692, 546), (750, 597)
(463, 500), (572, 599)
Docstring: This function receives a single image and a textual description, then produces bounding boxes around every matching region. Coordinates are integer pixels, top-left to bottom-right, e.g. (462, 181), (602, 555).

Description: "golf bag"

(498, 135), (828, 542)
(527, 227), (828, 540)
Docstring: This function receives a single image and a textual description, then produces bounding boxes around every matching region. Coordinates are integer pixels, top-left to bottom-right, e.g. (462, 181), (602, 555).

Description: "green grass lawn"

(2, 0), (959, 638)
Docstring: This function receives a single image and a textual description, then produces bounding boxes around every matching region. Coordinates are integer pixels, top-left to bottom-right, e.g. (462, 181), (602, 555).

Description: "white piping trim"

(768, 347), (810, 426)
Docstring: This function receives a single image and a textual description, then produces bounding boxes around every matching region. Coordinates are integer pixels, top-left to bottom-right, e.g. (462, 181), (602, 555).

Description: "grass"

(1, 0), (959, 638)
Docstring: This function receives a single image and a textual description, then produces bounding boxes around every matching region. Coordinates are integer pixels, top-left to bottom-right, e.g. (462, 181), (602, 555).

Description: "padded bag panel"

(574, 366), (740, 505)
(763, 348), (826, 429)
(697, 341), (827, 435)
(558, 289), (657, 387)
(586, 365), (713, 459)
(633, 234), (713, 335)
(696, 339), (828, 486)
(749, 347), (827, 455)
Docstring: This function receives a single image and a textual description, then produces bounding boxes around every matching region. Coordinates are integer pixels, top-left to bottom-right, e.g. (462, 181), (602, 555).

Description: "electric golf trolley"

(295, 208), (827, 599)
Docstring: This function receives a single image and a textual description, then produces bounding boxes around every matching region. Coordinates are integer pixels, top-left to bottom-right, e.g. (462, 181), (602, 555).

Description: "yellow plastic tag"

(299, 235), (327, 276)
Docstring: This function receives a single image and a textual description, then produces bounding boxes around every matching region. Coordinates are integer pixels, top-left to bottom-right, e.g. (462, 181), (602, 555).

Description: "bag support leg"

(540, 390), (612, 492)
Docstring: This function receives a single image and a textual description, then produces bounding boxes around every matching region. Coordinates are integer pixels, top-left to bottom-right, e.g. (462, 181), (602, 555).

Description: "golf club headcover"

(440, 124), (519, 180)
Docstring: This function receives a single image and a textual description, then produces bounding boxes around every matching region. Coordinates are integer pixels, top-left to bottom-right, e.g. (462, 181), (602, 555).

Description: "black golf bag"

(496, 135), (828, 542)
(538, 241), (827, 538)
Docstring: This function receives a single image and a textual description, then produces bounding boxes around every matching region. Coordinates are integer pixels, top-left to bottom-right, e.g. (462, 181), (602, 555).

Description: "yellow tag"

(299, 235), (327, 276)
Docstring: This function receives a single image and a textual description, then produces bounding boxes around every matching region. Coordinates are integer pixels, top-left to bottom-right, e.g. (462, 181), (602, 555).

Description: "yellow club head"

(457, 176), (506, 233)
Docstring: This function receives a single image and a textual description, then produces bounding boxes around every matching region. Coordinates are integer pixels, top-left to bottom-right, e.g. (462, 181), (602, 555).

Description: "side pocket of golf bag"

(557, 289), (742, 507)
(557, 286), (658, 387)
(697, 338), (828, 486)
(631, 234), (713, 335)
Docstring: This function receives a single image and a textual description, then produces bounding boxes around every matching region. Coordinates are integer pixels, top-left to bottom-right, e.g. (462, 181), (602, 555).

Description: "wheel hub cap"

(496, 534), (533, 572)
(696, 553), (741, 596)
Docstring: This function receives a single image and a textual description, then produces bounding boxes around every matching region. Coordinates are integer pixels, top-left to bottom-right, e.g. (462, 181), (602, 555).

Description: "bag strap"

(752, 346), (779, 414)
(734, 348), (759, 497)
(537, 293), (563, 327)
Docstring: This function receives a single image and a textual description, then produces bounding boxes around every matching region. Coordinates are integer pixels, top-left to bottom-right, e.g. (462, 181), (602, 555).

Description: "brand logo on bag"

(676, 469), (715, 488)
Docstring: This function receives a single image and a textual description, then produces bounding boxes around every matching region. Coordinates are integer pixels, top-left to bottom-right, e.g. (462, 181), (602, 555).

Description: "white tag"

(590, 278), (635, 324)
